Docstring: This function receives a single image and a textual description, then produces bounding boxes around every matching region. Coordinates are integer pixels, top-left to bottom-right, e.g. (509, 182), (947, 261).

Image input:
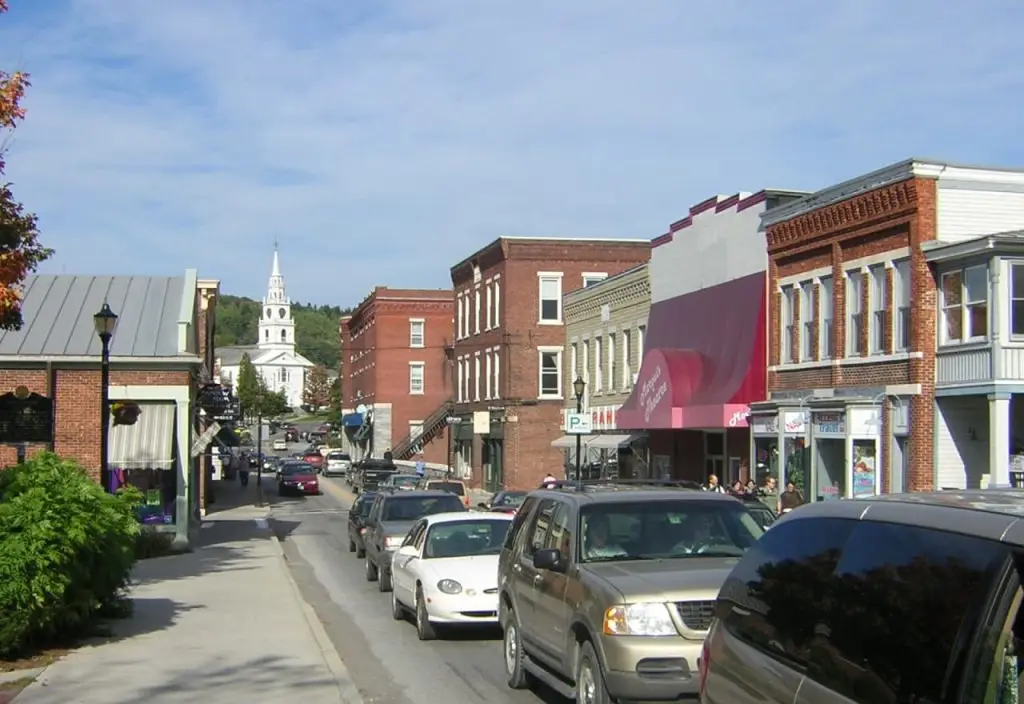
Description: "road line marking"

(321, 477), (356, 505)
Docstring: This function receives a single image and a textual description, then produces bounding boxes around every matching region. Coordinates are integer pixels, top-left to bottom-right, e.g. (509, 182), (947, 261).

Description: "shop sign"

(782, 411), (806, 434)
(814, 412), (846, 436)
(0, 387), (53, 444)
(591, 406), (617, 431)
(639, 364), (669, 425)
(728, 408), (751, 428)
(751, 414), (778, 435)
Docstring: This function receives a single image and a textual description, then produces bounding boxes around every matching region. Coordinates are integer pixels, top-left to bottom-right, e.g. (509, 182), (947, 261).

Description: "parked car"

(347, 491), (377, 557)
(278, 462), (319, 496)
(497, 483), (763, 702)
(734, 493), (778, 530)
(418, 478), (470, 508)
(323, 451), (352, 477)
(701, 489), (1024, 704)
(481, 490), (528, 514)
(276, 458), (307, 483)
(362, 491), (468, 592)
(272, 438), (287, 451)
(354, 460), (399, 493)
(380, 473), (421, 492)
(390, 512), (513, 639)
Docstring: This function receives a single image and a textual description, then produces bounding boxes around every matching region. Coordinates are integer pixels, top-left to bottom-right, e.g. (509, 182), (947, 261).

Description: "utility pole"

(255, 387), (264, 507)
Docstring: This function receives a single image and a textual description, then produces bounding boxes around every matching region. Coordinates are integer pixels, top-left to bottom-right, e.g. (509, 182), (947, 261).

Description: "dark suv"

(701, 489), (1024, 704)
(497, 483), (763, 701)
(362, 490), (467, 592)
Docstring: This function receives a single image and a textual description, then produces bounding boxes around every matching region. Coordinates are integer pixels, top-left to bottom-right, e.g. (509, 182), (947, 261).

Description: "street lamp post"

(93, 303), (119, 493)
(573, 376), (586, 482)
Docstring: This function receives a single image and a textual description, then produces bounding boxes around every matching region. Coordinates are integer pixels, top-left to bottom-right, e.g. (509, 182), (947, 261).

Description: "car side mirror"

(533, 548), (566, 573)
(396, 545), (418, 558)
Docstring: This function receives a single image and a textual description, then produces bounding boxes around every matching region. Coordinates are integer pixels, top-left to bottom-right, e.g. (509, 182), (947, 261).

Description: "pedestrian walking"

(239, 466), (250, 488)
(415, 459), (426, 478)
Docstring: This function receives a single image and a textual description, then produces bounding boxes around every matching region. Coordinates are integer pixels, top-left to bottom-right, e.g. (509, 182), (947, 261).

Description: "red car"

(278, 463), (320, 496)
(303, 451), (324, 469)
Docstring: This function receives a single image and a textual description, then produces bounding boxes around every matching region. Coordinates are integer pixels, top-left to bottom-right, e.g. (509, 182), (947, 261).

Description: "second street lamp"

(573, 376), (586, 482)
(93, 302), (119, 493)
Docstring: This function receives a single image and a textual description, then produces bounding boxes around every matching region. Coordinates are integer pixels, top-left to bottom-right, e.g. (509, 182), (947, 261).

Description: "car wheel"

(415, 586), (436, 641)
(503, 608), (530, 689)
(391, 589), (405, 621)
(356, 544), (366, 559)
(576, 641), (611, 704)
(365, 556), (378, 582)
(378, 566), (392, 593)
(348, 539), (355, 553)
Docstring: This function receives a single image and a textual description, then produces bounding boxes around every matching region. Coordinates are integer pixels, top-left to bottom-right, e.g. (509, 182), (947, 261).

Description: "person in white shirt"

(541, 472), (558, 488)
(705, 474), (725, 493)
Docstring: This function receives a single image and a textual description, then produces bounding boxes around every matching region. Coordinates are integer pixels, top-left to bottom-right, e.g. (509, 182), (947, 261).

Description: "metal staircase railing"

(392, 400), (454, 460)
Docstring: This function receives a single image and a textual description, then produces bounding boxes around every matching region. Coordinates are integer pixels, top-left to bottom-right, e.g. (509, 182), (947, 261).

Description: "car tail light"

(360, 527), (367, 535)
(698, 637), (711, 697)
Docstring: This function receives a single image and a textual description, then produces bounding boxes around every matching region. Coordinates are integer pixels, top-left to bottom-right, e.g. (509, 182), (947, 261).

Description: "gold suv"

(496, 482), (764, 701)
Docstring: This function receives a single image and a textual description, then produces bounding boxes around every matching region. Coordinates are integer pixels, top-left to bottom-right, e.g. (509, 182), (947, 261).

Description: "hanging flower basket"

(111, 400), (142, 426)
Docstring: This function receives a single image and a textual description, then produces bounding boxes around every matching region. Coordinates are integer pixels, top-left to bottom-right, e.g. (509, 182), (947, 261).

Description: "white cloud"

(0, 0), (1022, 303)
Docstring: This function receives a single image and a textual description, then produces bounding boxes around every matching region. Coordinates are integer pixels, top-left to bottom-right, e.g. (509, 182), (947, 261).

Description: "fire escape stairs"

(392, 400), (454, 461)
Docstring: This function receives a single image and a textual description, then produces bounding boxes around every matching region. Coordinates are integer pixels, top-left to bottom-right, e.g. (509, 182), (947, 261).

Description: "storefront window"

(852, 439), (878, 497)
(815, 437), (846, 500)
(784, 436), (808, 494)
(111, 467), (177, 525)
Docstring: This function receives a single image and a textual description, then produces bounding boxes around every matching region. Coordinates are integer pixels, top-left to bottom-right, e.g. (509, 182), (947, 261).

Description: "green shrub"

(0, 453), (142, 658)
(135, 528), (176, 560)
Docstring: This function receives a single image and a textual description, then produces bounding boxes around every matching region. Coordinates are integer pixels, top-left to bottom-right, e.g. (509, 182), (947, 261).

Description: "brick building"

(0, 270), (218, 548)
(450, 237), (650, 491)
(751, 158), (1024, 501)
(338, 287), (454, 465)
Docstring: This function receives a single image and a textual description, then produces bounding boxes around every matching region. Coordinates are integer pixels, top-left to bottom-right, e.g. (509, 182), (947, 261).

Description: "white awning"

(588, 433), (643, 450)
(109, 402), (176, 469)
(551, 434), (595, 449)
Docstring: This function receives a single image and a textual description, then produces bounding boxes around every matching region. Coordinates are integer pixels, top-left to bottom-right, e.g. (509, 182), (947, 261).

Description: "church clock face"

(278, 308), (286, 319)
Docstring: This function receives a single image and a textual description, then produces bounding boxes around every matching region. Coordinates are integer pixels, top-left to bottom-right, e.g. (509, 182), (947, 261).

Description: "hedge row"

(0, 453), (141, 658)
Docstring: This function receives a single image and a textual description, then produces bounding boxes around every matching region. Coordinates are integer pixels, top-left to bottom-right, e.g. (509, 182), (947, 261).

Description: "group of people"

(703, 473), (804, 513)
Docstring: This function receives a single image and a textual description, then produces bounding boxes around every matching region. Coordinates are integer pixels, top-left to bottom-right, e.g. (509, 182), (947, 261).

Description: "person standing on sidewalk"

(239, 463), (250, 488)
(415, 459), (426, 478)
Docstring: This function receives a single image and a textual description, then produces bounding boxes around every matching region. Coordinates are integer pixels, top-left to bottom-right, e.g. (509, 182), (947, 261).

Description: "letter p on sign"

(567, 412), (592, 434)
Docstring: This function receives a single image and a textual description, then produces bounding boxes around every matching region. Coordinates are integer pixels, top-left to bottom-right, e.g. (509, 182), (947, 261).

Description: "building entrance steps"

(14, 501), (363, 704)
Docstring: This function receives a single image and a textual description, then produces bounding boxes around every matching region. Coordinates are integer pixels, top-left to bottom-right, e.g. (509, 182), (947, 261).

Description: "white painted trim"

(537, 345), (564, 400)
(408, 318), (426, 349)
(770, 350), (923, 372)
(408, 361), (425, 395)
(538, 271), (564, 325)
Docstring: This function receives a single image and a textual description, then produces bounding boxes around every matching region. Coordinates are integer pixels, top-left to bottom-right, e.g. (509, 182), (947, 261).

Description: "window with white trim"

(463, 292), (472, 338)
(485, 351), (493, 400)
(538, 347), (562, 398)
(582, 339), (590, 396)
(473, 353), (481, 401)
(485, 283), (493, 330)
(493, 349), (501, 400)
(637, 324), (645, 363)
(456, 296), (464, 340)
(493, 276), (501, 328)
(456, 357), (465, 402)
(474, 286), (481, 335)
(894, 260), (911, 350)
(594, 335), (603, 392)
(869, 265), (887, 354)
(941, 265), (988, 344)
(781, 285), (796, 363)
(409, 421), (423, 454)
(462, 358), (470, 401)
(583, 273), (608, 287)
(409, 319), (425, 348)
(608, 332), (617, 392)
(538, 273), (563, 323)
(569, 342), (578, 393)
(819, 275), (834, 359)
(799, 283), (813, 361)
(409, 362), (425, 395)
(621, 328), (632, 389)
(846, 272), (863, 357)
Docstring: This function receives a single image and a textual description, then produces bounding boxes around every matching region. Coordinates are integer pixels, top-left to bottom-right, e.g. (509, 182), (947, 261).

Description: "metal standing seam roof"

(215, 345), (259, 366)
(0, 274), (186, 357)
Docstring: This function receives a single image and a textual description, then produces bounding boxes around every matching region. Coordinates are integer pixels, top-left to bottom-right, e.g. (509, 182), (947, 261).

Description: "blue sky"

(1, 0), (1022, 306)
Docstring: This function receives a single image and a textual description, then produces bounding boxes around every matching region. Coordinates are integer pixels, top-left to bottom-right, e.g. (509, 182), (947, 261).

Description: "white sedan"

(272, 439), (287, 451)
(389, 511), (513, 640)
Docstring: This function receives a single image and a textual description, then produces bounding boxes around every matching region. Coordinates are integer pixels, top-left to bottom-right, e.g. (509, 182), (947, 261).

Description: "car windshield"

(493, 492), (527, 507)
(579, 500), (763, 563)
(424, 519), (511, 558)
(428, 481), (466, 497)
(355, 495), (376, 516)
(282, 463), (315, 476)
(328, 452), (349, 461)
(383, 495), (465, 521)
(390, 475), (420, 487)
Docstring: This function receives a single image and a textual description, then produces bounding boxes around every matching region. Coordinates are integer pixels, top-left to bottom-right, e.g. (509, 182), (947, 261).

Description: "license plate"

(297, 483), (304, 489)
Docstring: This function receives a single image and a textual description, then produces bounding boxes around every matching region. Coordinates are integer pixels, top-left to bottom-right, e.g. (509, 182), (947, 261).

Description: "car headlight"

(384, 536), (403, 548)
(603, 603), (676, 636)
(437, 579), (462, 595)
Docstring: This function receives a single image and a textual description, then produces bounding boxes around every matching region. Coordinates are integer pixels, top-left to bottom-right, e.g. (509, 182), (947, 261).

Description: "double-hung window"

(846, 271), (864, 357)
(894, 260), (911, 351)
(608, 333), (617, 392)
(869, 265), (887, 354)
(538, 273), (563, 324)
(485, 283), (493, 330)
(799, 283), (813, 361)
(941, 265), (988, 343)
(538, 347), (562, 399)
(819, 276), (834, 359)
(409, 362), (425, 395)
(621, 329), (632, 388)
(781, 285), (796, 363)
(409, 319), (425, 348)
(485, 352), (493, 400)
(594, 336), (603, 392)
(474, 286), (481, 335)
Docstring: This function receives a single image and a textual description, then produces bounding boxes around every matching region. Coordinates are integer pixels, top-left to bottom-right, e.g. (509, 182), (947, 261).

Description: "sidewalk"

(14, 482), (362, 704)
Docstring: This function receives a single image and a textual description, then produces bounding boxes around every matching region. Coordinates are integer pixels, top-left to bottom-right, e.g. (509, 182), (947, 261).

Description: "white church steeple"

(258, 244), (296, 352)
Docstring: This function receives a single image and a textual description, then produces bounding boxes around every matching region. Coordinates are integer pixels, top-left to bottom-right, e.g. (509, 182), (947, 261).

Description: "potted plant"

(111, 400), (142, 426)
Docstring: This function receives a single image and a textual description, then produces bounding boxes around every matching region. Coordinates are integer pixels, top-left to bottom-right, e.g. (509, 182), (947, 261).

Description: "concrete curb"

(0, 667), (43, 685)
(269, 534), (364, 704)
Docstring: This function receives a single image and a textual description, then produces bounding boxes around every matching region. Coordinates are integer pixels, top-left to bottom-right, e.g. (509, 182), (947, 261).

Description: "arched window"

(281, 329), (287, 341)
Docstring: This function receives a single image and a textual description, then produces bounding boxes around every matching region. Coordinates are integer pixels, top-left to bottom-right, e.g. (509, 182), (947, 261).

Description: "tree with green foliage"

(303, 364), (330, 409)
(236, 353), (260, 421)
(328, 376), (341, 412)
(258, 386), (291, 418)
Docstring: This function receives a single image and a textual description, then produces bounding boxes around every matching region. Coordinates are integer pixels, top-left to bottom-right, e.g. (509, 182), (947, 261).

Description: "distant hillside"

(214, 294), (352, 369)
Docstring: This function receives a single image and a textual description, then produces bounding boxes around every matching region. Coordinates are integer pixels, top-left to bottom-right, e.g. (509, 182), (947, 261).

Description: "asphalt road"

(258, 431), (569, 704)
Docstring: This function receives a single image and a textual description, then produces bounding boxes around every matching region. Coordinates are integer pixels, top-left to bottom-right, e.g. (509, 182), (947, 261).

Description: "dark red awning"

(617, 271), (766, 430)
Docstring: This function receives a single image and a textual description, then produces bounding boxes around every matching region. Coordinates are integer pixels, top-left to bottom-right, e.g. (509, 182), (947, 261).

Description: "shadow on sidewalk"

(205, 477), (307, 515)
(89, 599), (205, 644)
(110, 654), (338, 699)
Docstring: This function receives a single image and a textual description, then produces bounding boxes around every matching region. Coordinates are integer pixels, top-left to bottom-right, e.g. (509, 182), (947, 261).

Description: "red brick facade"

(0, 367), (192, 476)
(765, 176), (937, 492)
(450, 238), (650, 490)
(340, 288), (454, 465)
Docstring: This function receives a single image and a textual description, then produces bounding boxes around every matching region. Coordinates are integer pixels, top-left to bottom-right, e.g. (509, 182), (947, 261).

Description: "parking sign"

(566, 412), (592, 434)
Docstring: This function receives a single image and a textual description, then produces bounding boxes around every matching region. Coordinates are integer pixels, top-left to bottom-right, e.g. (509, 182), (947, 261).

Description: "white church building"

(216, 249), (314, 408)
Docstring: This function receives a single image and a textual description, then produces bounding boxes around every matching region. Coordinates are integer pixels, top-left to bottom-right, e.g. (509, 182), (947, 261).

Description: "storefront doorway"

(812, 411), (846, 501)
(483, 438), (504, 492)
(704, 431), (725, 482)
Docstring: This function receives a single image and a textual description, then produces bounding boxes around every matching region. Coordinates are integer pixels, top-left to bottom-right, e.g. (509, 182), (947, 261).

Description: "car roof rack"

(539, 478), (705, 493)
